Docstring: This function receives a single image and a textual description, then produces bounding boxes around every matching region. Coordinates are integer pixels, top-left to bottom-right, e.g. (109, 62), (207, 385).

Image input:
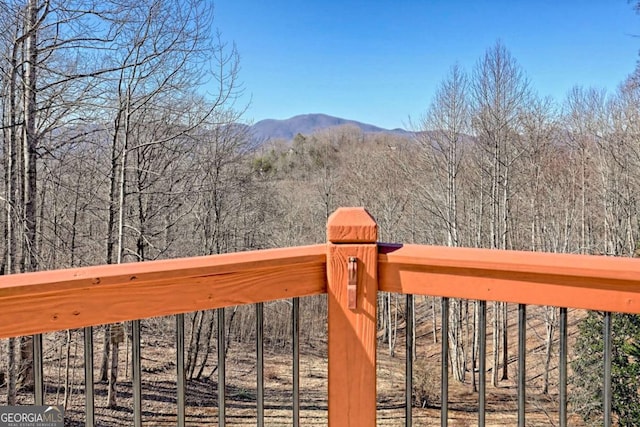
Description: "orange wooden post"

(327, 207), (378, 426)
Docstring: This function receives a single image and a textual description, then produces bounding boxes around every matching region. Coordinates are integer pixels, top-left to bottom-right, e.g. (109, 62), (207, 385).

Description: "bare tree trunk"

(388, 294), (393, 354)
(99, 332), (110, 383)
(464, 300), (470, 381)
(124, 323), (129, 379)
(63, 330), (72, 408)
(390, 294), (398, 357)
(55, 337), (63, 405)
(107, 340), (119, 408)
(101, 116), (121, 383)
(476, 176), (484, 247)
(18, 0), (41, 391)
(432, 297), (438, 344)
(186, 311), (204, 379)
(4, 32), (19, 406)
(22, 0), (38, 274)
(449, 299), (466, 382)
(412, 298), (417, 361)
(491, 302), (499, 387)
(500, 171), (510, 381)
(472, 301), (478, 393)
(542, 307), (556, 394)
(7, 339), (16, 405)
(195, 313), (216, 379)
(581, 153), (586, 254)
(70, 334), (79, 406)
(104, 92), (131, 407)
(19, 338), (34, 391)
(501, 302), (508, 380)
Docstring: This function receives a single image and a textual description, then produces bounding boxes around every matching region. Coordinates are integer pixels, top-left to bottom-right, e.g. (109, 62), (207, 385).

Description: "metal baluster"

(406, 294), (414, 427)
(176, 315), (185, 427)
(34, 334), (43, 405)
(478, 300), (486, 427)
(559, 307), (567, 427)
(84, 327), (95, 427)
(218, 308), (226, 427)
(603, 311), (612, 427)
(441, 297), (449, 427)
(256, 303), (264, 427)
(132, 320), (142, 427)
(517, 304), (526, 427)
(292, 298), (300, 427)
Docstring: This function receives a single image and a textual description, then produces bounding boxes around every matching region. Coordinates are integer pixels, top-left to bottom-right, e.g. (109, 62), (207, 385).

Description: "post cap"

(327, 207), (377, 243)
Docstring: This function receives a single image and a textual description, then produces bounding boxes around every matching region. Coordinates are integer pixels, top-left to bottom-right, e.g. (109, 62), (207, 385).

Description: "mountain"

(249, 113), (410, 142)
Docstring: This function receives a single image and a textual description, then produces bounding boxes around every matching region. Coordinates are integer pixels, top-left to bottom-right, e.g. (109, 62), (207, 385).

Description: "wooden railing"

(2, 207), (640, 426)
(0, 244), (327, 338)
(379, 241), (640, 313)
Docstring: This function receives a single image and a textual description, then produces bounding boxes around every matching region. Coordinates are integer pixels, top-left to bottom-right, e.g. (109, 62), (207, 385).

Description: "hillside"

(250, 113), (411, 141)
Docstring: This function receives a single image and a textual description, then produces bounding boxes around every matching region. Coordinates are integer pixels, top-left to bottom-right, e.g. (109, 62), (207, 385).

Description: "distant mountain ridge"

(249, 113), (410, 142)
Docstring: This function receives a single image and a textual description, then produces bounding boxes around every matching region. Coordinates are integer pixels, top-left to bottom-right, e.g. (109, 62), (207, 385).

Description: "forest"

(2, 0), (640, 425)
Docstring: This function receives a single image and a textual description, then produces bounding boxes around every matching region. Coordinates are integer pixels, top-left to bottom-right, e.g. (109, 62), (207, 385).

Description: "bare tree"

(471, 41), (530, 386)
(413, 64), (472, 382)
(91, 0), (244, 407)
(415, 63), (470, 247)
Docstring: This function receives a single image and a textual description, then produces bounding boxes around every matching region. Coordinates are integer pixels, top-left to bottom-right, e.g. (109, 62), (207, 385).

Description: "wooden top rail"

(0, 245), (327, 338)
(379, 243), (640, 314)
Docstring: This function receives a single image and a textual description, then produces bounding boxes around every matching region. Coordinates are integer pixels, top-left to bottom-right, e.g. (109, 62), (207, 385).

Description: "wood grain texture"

(379, 243), (640, 314)
(0, 245), (326, 338)
(327, 207), (378, 427)
(327, 207), (377, 243)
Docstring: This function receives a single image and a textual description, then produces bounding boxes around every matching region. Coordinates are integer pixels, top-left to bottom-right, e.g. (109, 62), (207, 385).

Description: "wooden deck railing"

(0, 244), (327, 338)
(1, 207), (640, 426)
(379, 241), (640, 313)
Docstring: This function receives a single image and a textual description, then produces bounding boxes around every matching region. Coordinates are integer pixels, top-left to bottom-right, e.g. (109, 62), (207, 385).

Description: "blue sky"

(214, 1), (639, 130)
